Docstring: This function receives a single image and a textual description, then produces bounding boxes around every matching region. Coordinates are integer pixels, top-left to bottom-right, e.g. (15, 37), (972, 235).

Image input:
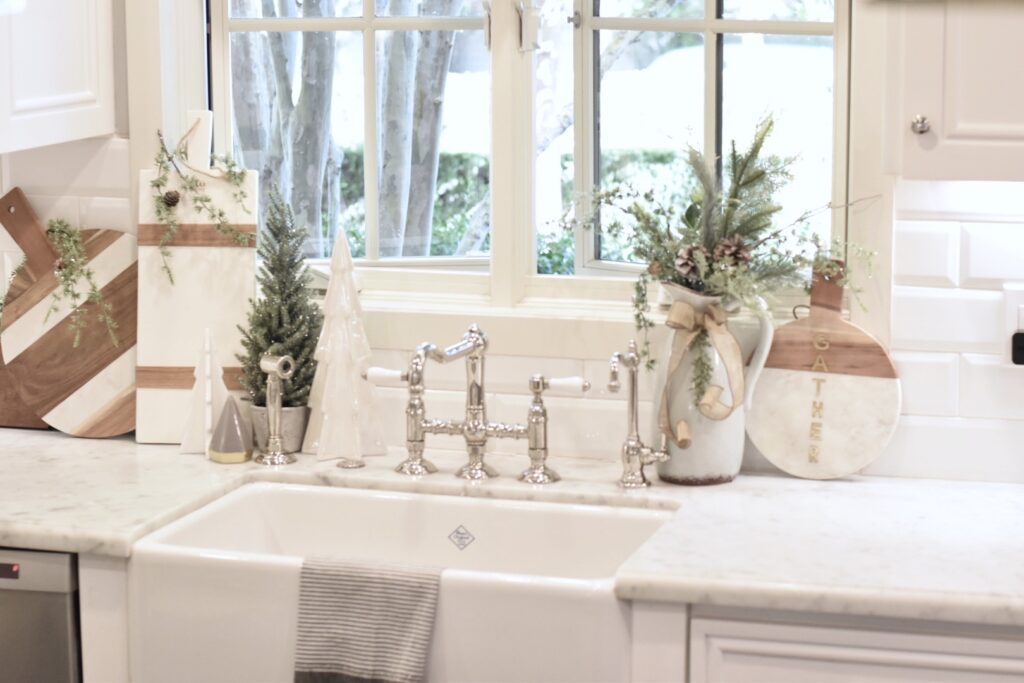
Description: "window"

(210, 0), (848, 305)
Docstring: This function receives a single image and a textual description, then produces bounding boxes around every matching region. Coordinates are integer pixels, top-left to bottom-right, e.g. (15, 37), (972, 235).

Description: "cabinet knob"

(910, 115), (931, 135)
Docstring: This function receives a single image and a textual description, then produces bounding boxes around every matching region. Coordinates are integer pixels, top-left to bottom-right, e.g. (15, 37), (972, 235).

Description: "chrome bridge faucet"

(609, 340), (668, 488)
(366, 324), (589, 482)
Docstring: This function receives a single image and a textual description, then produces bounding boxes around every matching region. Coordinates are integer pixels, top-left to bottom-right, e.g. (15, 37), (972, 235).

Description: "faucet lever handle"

(545, 376), (591, 395)
(363, 367), (409, 384)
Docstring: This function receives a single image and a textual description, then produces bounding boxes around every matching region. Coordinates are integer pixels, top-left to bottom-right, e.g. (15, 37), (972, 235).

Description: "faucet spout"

(610, 340), (668, 488)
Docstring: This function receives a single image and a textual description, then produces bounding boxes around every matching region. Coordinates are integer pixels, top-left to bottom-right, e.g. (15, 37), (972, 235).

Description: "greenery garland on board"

(44, 219), (119, 349)
(150, 130), (253, 283)
(0, 258), (23, 320)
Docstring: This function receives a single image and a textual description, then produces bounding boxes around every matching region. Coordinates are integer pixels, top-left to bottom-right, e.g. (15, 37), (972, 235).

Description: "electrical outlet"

(1013, 332), (1024, 365)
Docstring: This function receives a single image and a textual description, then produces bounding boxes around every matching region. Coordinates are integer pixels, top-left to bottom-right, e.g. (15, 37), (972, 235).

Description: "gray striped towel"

(294, 557), (442, 683)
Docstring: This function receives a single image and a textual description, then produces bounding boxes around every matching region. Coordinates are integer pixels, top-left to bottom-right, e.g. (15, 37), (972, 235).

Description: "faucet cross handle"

(520, 375), (591, 485)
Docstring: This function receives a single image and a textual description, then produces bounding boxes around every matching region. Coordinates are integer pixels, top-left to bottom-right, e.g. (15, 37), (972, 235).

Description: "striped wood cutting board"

(746, 270), (901, 479)
(0, 189), (137, 438)
(0, 188), (52, 429)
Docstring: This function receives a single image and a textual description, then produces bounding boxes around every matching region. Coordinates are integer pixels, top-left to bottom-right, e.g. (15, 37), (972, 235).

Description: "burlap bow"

(658, 299), (746, 448)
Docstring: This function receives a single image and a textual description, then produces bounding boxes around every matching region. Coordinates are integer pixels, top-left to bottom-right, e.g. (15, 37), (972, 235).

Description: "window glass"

(596, 31), (704, 264)
(229, 31), (365, 258)
(595, 0), (703, 20)
(721, 34), (835, 245)
(722, 0), (833, 22)
(375, 0), (486, 17)
(375, 30), (491, 258)
(534, 0), (576, 274)
(229, 0), (361, 19)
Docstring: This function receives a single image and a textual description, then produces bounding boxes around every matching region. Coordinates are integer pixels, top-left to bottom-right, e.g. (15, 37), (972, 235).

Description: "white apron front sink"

(129, 482), (670, 683)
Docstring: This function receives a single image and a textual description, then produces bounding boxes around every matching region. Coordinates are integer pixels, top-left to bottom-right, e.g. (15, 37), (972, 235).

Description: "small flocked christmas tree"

(237, 192), (323, 407)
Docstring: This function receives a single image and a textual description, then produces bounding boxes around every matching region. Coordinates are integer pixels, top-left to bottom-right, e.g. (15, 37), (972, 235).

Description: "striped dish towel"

(294, 557), (442, 683)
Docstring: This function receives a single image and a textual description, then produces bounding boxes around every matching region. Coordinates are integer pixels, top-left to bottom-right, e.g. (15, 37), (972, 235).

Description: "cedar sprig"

(150, 130), (253, 283)
(44, 219), (119, 349)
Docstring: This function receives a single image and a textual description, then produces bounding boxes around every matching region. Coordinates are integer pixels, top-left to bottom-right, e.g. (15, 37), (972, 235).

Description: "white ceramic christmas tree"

(302, 233), (386, 464)
(180, 328), (229, 455)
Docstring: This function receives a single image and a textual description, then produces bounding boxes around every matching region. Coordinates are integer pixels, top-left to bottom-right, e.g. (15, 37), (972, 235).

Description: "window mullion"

(490, 0), (531, 306)
(575, 0), (597, 274)
(209, 0), (231, 156)
(363, 24), (380, 261)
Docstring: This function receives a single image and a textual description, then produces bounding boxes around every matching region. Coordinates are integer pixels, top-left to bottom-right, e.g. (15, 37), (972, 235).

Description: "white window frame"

(141, 0), (858, 358)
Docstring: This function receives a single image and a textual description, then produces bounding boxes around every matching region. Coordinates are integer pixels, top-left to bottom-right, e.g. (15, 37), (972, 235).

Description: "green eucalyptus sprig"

(150, 130), (253, 283)
(0, 258), (25, 320)
(44, 219), (119, 349)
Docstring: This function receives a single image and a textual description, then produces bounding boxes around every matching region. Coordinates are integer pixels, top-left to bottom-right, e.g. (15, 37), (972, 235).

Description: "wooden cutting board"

(0, 188), (137, 437)
(0, 188), (54, 429)
(746, 268), (901, 479)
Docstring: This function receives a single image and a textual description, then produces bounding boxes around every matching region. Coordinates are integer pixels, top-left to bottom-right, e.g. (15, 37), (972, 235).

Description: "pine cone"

(674, 245), (708, 280)
(712, 236), (752, 265)
(162, 190), (181, 208)
(647, 261), (664, 277)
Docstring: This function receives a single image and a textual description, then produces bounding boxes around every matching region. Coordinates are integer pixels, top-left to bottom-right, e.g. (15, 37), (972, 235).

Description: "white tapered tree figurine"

(302, 231), (386, 465)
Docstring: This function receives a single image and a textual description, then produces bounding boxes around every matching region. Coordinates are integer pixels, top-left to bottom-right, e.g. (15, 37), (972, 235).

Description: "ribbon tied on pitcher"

(658, 299), (746, 449)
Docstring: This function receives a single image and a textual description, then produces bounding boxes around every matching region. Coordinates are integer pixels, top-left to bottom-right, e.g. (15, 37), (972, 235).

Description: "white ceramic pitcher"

(650, 283), (774, 485)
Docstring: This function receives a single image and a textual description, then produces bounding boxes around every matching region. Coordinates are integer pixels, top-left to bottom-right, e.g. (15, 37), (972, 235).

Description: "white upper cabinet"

(0, 0), (115, 154)
(893, 0), (1024, 181)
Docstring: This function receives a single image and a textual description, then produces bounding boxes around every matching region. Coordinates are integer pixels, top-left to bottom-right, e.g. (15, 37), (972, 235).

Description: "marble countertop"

(1, 427), (1022, 627)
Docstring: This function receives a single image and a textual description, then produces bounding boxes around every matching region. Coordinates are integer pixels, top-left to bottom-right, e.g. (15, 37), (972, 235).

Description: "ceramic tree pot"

(650, 283), (774, 485)
(250, 405), (310, 455)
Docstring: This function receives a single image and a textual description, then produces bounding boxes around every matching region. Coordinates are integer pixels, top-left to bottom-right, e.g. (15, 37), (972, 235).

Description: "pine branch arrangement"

(237, 193), (323, 407)
(588, 117), (810, 398)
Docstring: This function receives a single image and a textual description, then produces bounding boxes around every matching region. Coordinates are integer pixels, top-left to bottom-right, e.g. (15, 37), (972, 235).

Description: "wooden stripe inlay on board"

(763, 317), (898, 379)
(136, 366), (245, 392)
(4, 263), (139, 417)
(0, 229), (125, 331)
(75, 386), (136, 438)
(137, 223), (257, 248)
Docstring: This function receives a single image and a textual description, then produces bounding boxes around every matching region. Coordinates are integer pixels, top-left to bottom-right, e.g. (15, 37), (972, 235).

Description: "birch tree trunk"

(401, 0), (464, 256)
(378, 0), (420, 256)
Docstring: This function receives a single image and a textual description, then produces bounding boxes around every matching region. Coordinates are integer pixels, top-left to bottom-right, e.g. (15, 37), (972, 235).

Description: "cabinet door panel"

(691, 618), (1024, 683)
(900, 0), (1024, 180)
(0, 0), (114, 153)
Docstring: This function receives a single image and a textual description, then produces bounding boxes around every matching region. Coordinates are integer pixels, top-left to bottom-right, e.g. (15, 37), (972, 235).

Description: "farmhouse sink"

(129, 482), (670, 683)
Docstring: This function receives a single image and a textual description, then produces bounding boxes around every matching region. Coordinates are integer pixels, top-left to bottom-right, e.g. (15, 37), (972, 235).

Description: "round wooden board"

(747, 276), (901, 479)
(0, 229), (137, 438)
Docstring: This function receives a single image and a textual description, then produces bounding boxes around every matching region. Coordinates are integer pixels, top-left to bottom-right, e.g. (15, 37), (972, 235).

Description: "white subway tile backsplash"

(961, 222), (1024, 288)
(5, 137), (130, 198)
(24, 194), (80, 226)
(80, 196), (132, 233)
(891, 286), (1003, 353)
(893, 221), (959, 287)
(959, 354), (1024, 420)
(891, 352), (958, 417)
(866, 415), (1024, 483)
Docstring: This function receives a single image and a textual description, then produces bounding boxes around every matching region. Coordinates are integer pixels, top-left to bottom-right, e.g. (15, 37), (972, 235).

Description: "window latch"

(517, 0), (541, 52)
(567, 11), (581, 28)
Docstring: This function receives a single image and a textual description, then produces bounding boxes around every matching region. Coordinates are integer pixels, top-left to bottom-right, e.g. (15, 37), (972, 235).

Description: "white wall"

(0, 136), (133, 299)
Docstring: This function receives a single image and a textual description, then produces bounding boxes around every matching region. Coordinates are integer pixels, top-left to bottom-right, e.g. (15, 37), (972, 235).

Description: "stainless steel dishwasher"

(0, 549), (80, 683)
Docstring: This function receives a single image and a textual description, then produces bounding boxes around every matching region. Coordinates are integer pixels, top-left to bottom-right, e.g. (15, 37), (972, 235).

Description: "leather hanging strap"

(658, 299), (746, 448)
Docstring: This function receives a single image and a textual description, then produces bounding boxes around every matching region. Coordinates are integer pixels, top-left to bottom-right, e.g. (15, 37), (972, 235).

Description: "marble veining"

(1, 428), (1022, 626)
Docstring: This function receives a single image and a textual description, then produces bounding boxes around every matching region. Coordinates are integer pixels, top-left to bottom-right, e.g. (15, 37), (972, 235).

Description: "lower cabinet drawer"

(689, 617), (1024, 683)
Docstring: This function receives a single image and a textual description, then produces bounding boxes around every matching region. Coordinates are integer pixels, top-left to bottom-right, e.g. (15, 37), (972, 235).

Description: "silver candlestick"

(255, 354), (297, 466)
